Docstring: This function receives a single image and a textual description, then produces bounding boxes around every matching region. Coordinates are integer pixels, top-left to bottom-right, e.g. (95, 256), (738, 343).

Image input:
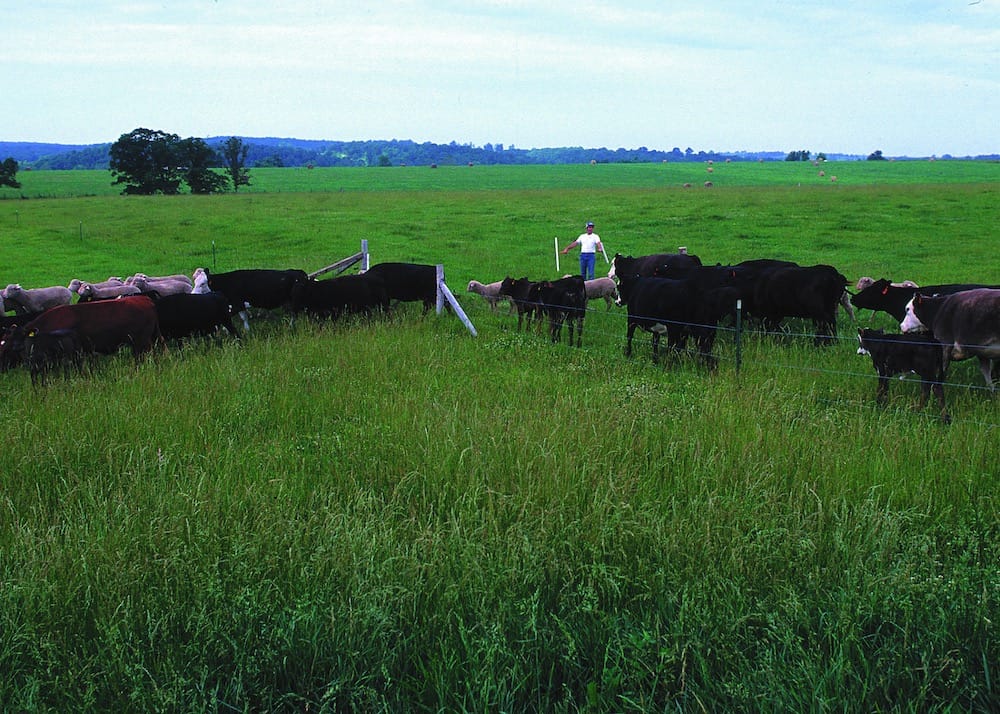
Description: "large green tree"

(0, 157), (22, 188)
(222, 136), (250, 191)
(178, 137), (227, 194)
(109, 128), (184, 195)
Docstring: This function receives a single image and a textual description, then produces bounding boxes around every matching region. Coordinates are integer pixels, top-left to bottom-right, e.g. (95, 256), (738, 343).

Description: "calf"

(498, 277), (543, 332)
(537, 275), (586, 346)
(857, 328), (950, 423)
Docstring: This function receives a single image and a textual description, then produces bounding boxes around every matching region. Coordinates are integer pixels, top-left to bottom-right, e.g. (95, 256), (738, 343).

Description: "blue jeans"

(579, 252), (596, 280)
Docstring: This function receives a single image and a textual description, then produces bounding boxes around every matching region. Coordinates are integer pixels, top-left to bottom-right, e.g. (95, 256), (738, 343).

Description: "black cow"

(608, 252), (702, 280)
(498, 277), (543, 331)
(362, 262), (439, 313)
(290, 273), (389, 321)
(851, 279), (997, 322)
(857, 328), (950, 423)
(536, 275), (586, 346)
(750, 264), (848, 344)
(24, 328), (86, 386)
(616, 274), (734, 369)
(203, 268), (309, 331)
(153, 292), (239, 342)
(902, 288), (1000, 390)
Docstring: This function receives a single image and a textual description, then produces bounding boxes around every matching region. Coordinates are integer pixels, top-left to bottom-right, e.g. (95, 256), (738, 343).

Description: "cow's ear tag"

(881, 286), (889, 295)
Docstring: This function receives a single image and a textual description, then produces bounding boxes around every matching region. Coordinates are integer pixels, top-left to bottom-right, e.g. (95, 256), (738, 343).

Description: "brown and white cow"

(901, 288), (1000, 390)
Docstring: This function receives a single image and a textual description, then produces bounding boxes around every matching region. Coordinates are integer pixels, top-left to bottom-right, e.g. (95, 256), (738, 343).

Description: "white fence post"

(436, 264), (477, 336)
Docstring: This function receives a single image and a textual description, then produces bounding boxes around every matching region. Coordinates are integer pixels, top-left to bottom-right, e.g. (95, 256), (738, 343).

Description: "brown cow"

(16, 296), (162, 363)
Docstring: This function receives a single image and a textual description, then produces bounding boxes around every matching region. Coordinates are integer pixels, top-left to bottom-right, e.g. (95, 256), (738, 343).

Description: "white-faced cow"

(901, 288), (1000, 390)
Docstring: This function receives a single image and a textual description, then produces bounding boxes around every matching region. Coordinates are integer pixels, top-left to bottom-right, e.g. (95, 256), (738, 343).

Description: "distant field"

(2, 158), (999, 199)
(0, 162), (997, 711)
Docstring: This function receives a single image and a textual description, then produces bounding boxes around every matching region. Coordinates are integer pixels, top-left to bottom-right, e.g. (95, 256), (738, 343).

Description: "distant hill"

(9, 137), (988, 169)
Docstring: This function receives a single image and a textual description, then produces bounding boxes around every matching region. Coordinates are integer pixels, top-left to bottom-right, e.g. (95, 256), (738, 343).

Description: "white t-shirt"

(576, 232), (601, 254)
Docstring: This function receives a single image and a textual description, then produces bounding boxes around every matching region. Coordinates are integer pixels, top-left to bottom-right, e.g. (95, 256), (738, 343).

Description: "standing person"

(561, 221), (604, 280)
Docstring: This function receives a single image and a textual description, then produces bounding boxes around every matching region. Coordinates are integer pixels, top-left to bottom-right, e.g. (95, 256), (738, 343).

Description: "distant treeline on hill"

(3, 138), (996, 170)
(0, 138), (849, 170)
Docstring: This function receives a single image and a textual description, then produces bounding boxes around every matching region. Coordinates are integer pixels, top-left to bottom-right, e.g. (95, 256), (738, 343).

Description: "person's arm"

(561, 239), (578, 254)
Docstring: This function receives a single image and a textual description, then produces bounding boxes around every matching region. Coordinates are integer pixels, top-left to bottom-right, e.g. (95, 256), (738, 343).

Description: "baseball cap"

(586, 221), (594, 227)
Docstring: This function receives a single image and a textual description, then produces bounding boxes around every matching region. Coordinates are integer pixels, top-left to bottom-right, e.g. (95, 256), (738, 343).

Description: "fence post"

(436, 264), (478, 336)
(361, 239), (369, 271)
(735, 298), (742, 375)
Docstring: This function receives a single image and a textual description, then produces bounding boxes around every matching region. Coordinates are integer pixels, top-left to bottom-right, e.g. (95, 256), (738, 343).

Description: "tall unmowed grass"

(0, 163), (997, 711)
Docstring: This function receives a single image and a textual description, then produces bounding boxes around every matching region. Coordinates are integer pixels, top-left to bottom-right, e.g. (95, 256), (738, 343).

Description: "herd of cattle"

(0, 252), (997, 423)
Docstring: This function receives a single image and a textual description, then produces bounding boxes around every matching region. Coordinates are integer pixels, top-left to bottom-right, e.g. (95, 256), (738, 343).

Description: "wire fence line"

(468, 297), (999, 422)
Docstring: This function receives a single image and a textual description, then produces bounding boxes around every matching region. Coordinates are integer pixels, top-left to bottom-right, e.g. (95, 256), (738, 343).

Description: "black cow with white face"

(902, 288), (1000, 390)
(857, 328), (950, 423)
(851, 279), (997, 322)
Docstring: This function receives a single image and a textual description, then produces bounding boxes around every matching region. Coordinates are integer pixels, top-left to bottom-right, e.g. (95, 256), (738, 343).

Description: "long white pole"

(554, 236), (560, 272)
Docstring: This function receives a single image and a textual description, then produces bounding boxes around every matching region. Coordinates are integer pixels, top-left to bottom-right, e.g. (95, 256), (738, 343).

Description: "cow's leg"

(876, 374), (891, 406)
(978, 357), (995, 391)
(625, 321), (636, 357)
(931, 382), (950, 424)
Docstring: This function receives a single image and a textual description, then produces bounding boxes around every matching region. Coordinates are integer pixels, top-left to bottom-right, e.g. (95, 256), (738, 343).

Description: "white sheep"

(856, 276), (919, 292)
(467, 279), (512, 313)
(584, 277), (619, 310)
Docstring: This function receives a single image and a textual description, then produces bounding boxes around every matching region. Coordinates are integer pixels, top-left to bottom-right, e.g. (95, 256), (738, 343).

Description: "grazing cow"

(608, 252), (702, 280)
(76, 282), (142, 302)
(583, 277), (619, 310)
(362, 262), (439, 313)
(289, 273), (389, 321)
(14, 296), (161, 363)
(616, 274), (735, 369)
(203, 268), (310, 331)
(23, 328), (86, 386)
(153, 292), (239, 341)
(750, 264), (848, 344)
(857, 328), (950, 423)
(901, 288), (1000, 389)
(851, 279), (996, 322)
(498, 277), (543, 331)
(536, 275), (587, 346)
(1, 284), (73, 315)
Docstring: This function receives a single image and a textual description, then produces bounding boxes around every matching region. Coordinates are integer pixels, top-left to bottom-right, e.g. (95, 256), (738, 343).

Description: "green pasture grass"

(0, 165), (997, 711)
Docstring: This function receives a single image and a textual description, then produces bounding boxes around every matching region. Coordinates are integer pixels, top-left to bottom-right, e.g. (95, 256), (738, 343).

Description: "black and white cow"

(857, 328), (950, 423)
(608, 252), (702, 280)
(901, 288), (1000, 390)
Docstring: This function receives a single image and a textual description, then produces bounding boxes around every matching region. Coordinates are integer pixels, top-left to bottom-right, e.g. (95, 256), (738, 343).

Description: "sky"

(4, 1), (998, 156)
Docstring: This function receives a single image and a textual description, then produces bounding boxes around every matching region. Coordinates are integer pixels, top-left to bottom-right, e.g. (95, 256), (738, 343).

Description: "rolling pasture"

(0, 162), (998, 711)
